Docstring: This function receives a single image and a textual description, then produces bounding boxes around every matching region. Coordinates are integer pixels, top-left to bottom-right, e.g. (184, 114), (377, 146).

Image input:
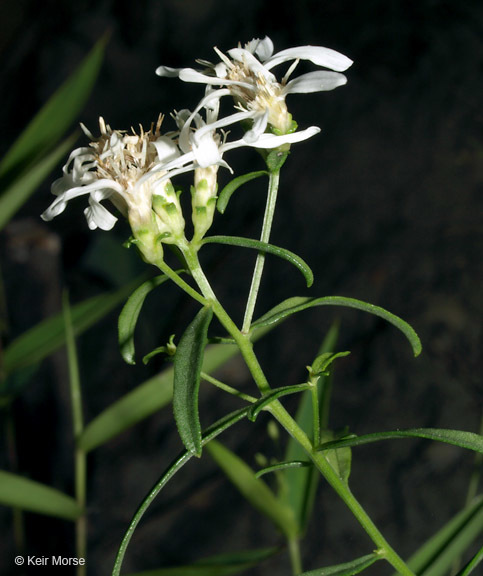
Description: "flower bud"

(191, 165), (218, 242)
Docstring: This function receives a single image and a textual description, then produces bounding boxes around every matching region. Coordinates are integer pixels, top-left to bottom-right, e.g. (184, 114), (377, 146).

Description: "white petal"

(227, 48), (275, 81)
(243, 110), (269, 143)
(192, 133), (222, 167)
(153, 137), (181, 163)
(265, 45), (353, 72)
(283, 71), (348, 94)
(254, 37), (274, 61)
(222, 126), (321, 152)
(156, 65), (183, 77)
(179, 68), (253, 90)
(84, 195), (118, 230)
(41, 179), (122, 221)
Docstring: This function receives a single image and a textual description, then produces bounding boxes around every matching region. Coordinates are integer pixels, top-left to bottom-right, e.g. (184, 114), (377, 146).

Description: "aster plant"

(40, 37), (483, 576)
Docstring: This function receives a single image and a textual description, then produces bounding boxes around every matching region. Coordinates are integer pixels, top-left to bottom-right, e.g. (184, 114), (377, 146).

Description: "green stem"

(200, 371), (257, 404)
(310, 381), (321, 450)
(288, 536), (303, 575)
(242, 170), (280, 333)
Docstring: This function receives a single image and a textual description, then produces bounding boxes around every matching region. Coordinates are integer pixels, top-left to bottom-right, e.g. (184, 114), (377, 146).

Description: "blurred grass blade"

(202, 236), (314, 287)
(300, 552), (381, 575)
(206, 439), (299, 539)
(112, 407), (250, 576)
(281, 323), (339, 533)
(0, 135), (76, 231)
(0, 470), (81, 521)
(251, 296), (421, 357)
(397, 496), (483, 576)
(0, 36), (106, 181)
(123, 547), (278, 576)
(3, 277), (144, 379)
(173, 306), (213, 457)
(320, 430), (352, 485)
(118, 274), (172, 365)
(317, 429), (483, 454)
(78, 342), (239, 452)
(454, 545), (483, 576)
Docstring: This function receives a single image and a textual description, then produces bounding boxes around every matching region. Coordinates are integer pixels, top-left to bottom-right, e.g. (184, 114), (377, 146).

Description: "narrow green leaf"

(311, 351), (351, 376)
(247, 383), (311, 422)
(0, 36), (106, 181)
(78, 342), (240, 453)
(202, 236), (313, 287)
(252, 296), (422, 357)
(173, 306), (213, 457)
(281, 323), (339, 533)
(118, 274), (173, 365)
(3, 277), (144, 379)
(123, 547), (278, 576)
(206, 440), (299, 538)
(317, 428), (483, 454)
(217, 170), (267, 214)
(454, 545), (483, 576)
(255, 461), (310, 479)
(0, 135), (77, 231)
(0, 470), (81, 521)
(112, 407), (251, 576)
(300, 552), (381, 575)
(400, 496), (483, 576)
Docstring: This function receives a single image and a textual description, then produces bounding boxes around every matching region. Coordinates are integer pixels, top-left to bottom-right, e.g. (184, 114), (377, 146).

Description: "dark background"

(0, 1), (482, 574)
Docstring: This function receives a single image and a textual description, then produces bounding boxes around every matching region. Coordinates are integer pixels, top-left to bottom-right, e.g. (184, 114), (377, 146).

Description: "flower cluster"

(42, 37), (352, 263)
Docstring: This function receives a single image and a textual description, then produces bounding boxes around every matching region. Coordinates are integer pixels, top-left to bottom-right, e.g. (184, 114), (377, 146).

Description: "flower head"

(157, 36), (352, 141)
(41, 117), (196, 238)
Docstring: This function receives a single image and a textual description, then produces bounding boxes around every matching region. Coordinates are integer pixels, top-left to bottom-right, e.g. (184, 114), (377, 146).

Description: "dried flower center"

(89, 116), (165, 189)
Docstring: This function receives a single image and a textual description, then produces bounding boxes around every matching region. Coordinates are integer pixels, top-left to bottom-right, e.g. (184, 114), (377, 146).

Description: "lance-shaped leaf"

(123, 547), (278, 576)
(118, 274), (174, 365)
(112, 407), (250, 576)
(317, 428), (483, 454)
(173, 306), (213, 457)
(300, 552), (381, 575)
(0, 470), (82, 521)
(398, 496), (483, 576)
(217, 170), (268, 214)
(3, 277), (144, 380)
(202, 236), (313, 287)
(311, 351), (351, 376)
(251, 296), (422, 357)
(206, 440), (299, 539)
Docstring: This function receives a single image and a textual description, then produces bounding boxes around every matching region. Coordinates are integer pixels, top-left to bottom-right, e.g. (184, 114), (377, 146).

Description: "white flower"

(41, 116), (194, 238)
(156, 36), (352, 140)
